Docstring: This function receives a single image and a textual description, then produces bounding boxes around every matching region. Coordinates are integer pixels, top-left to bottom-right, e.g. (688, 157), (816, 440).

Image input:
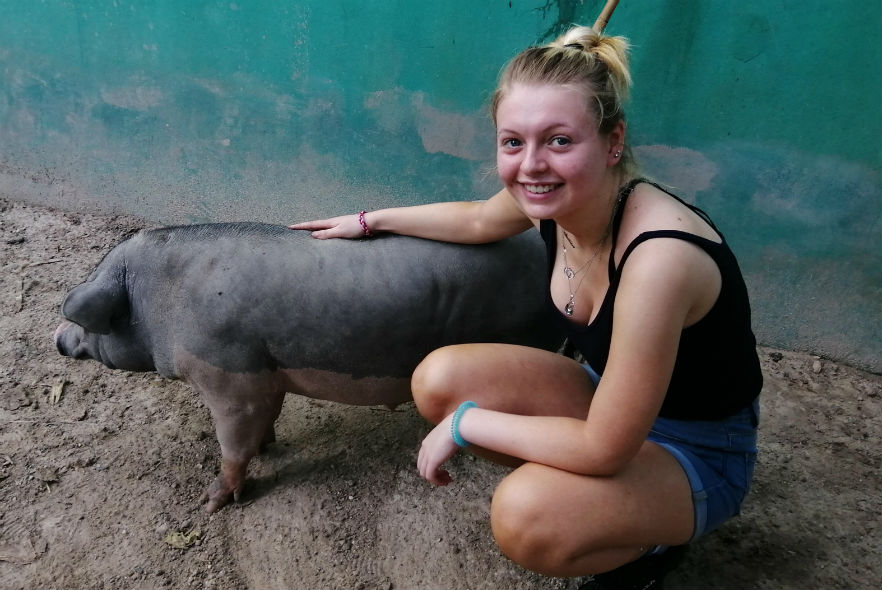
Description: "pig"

(54, 222), (560, 511)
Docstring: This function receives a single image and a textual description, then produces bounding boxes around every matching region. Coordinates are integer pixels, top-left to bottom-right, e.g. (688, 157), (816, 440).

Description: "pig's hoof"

(199, 475), (240, 513)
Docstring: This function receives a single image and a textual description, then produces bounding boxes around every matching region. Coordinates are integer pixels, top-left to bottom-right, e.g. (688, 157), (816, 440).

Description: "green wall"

(1, 0), (879, 371)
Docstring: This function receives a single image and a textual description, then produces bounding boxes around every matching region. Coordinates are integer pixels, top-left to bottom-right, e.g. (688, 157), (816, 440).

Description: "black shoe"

(577, 545), (688, 590)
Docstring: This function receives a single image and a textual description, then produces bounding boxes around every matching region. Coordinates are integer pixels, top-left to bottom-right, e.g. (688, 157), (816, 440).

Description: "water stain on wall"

(633, 144), (718, 201)
(364, 88), (493, 162)
(534, 0), (592, 42)
(731, 13), (772, 63)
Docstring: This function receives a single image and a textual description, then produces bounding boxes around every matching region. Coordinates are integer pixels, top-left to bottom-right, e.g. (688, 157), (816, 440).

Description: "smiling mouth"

(522, 183), (561, 194)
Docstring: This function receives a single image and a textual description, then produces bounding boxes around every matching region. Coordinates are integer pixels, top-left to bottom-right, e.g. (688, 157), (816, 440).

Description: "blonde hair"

(490, 26), (636, 175)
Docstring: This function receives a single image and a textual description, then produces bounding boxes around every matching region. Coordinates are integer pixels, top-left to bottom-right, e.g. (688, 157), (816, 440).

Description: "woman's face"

(495, 83), (619, 221)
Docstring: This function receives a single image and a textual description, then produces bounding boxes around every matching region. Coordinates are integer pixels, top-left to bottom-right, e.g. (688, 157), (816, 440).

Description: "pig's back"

(131, 223), (558, 378)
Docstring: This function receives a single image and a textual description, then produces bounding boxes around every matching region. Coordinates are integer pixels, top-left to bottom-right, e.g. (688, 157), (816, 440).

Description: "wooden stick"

(593, 0), (620, 32)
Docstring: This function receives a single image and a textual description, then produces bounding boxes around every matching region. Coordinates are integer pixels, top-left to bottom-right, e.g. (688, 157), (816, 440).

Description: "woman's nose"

(521, 145), (548, 174)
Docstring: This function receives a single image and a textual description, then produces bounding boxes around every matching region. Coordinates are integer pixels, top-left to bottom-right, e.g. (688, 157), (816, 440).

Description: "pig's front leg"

(198, 389), (285, 513)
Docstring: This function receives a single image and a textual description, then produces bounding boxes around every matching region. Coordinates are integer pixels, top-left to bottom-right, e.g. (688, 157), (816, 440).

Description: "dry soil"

(1, 197), (880, 589)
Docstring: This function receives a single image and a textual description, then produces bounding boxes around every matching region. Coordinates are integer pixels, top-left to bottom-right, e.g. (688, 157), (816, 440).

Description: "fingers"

(287, 222), (342, 240)
(287, 219), (332, 230)
(418, 447), (452, 486)
(288, 215), (363, 239)
(305, 228), (337, 240)
(417, 425), (458, 486)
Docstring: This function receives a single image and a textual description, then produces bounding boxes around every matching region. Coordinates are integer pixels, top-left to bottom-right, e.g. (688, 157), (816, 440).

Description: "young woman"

(290, 25), (762, 590)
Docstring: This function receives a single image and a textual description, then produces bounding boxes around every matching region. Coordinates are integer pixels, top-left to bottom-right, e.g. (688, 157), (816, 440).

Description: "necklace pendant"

(565, 299), (575, 316)
(564, 266), (575, 279)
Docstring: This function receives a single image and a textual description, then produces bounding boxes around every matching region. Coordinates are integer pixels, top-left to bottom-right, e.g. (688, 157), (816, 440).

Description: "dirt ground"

(0, 196), (880, 590)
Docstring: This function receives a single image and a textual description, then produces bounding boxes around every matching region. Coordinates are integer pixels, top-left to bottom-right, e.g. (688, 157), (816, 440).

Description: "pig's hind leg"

(260, 393), (284, 450)
(198, 389), (285, 513)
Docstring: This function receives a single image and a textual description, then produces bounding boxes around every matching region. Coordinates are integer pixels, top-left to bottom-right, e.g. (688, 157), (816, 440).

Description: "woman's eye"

(551, 137), (571, 147)
(502, 138), (522, 149)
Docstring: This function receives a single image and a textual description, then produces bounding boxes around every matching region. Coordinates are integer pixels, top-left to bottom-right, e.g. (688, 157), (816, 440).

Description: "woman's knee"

(411, 345), (464, 423)
(490, 465), (572, 575)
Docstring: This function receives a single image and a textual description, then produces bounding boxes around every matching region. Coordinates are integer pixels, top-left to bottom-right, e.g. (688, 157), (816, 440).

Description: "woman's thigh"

(411, 343), (596, 421)
(490, 441), (694, 576)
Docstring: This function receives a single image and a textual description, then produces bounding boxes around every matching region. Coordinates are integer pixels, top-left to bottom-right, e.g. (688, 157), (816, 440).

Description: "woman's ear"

(607, 120), (626, 166)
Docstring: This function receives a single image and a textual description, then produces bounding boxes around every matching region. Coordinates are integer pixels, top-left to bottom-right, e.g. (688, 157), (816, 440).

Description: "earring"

(614, 151), (622, 158)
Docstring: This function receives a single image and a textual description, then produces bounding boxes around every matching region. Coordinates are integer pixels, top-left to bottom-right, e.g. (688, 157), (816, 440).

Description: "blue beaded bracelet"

(450, 401), (478, 447)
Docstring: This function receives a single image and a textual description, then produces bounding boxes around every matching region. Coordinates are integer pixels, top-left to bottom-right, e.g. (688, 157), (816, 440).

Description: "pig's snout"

(54, 321), (74, 356)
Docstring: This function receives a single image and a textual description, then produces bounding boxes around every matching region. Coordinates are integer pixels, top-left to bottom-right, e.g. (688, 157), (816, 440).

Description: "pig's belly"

(280, 368), (412, 408)
(175, 350), (413, 408)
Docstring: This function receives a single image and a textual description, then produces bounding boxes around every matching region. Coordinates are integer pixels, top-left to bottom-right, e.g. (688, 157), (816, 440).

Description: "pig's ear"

(61, 281), (128, 335)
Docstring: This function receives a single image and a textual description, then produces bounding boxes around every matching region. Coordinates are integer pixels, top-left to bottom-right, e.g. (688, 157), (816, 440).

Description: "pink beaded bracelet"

(357, 210), (373, 237)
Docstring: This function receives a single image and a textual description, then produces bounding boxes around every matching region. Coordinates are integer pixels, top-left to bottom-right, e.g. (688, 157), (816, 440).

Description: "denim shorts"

(582, 364), (759, 541)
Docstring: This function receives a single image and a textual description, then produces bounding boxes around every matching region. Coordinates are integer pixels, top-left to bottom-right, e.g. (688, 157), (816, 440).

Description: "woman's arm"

(289, 189), (534, 243)
(419, 239), (717, 484)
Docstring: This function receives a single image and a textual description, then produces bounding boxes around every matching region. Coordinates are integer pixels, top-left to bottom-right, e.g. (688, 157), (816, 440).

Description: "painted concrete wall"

(1, 1), (879, 371)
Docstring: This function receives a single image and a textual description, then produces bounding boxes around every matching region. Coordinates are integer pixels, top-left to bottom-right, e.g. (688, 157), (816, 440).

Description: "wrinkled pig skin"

(54, 222), (561, 512)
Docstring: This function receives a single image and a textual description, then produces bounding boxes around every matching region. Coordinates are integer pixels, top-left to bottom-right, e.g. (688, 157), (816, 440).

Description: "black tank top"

(540, 179), (762, 420)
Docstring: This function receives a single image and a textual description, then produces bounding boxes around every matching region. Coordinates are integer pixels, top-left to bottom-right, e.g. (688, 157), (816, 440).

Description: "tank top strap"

(614, 229), (722, 281)
(608, 178), (724, 280)
(641, 180), (721, 233)
(608, 178), (646, 279)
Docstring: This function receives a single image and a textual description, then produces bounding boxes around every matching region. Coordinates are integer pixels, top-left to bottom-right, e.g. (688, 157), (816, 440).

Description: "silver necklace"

(561, 230), (603, 317)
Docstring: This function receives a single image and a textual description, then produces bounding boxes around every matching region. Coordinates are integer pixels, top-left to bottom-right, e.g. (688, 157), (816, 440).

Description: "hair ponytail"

(553, 26), (631, 105)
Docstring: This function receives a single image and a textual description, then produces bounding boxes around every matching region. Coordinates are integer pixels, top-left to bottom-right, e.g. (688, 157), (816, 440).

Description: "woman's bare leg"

(490, 443), (693, 576)
(412, 342), (595, 421)
(412, 343), (694, 577)
(412, 342), (596, 466)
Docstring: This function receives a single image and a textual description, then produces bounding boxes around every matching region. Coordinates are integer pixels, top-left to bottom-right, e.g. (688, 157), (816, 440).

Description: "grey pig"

(54, 222), (560, 511)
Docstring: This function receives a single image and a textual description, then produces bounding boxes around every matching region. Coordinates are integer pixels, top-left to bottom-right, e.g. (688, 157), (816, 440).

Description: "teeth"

(524, 184), (557, 194)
